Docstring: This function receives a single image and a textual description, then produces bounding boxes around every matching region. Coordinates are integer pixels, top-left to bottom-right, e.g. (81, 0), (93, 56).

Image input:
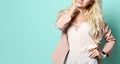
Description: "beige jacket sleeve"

(55, 13), (72, 31)
(102, 23), (116, 57)
(51, 33), (69, 64)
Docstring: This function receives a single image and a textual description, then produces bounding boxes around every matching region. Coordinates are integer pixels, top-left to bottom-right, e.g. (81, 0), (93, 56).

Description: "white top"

(67, 22), (97, 52)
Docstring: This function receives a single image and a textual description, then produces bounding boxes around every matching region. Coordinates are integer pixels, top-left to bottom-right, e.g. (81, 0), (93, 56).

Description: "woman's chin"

(76, 4), (83, 7)
(76, 5), (82, 8)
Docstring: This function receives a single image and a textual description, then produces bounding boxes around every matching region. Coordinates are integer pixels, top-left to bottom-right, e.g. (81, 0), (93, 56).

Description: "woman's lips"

(78, 0), (83, 4)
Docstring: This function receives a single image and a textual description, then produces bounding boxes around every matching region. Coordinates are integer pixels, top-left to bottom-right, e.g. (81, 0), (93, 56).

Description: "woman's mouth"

(78, 0), (84, 4)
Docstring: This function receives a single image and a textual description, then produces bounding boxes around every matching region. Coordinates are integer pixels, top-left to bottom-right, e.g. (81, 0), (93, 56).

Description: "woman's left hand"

(88, 48), (103, 59)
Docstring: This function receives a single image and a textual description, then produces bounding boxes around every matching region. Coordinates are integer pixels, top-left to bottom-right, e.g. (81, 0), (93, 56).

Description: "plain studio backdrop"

(0, 0), (120, 64)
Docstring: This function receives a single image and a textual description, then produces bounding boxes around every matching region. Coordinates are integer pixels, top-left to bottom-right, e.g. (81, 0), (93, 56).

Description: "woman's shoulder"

(57, 8), (71, 17)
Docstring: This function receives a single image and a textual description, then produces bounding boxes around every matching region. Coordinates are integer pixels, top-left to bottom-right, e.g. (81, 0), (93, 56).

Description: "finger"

(72, 0), (78, 7)
(88, 47), (98, 52)
(72, 0), (75, 5)
(88, 48), (95, 52)
(89, 51), (97, 57)
(89, 53), (97, 58)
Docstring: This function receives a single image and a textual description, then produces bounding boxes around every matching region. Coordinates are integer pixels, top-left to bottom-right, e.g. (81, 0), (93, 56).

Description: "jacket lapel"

(51, 32), (70, 64)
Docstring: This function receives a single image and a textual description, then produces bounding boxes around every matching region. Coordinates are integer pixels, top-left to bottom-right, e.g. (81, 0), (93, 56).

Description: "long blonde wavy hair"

(57, 0), (106, 44)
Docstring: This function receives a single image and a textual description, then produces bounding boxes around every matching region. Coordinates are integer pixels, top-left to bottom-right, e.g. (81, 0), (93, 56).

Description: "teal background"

(0, 0), (119, 64)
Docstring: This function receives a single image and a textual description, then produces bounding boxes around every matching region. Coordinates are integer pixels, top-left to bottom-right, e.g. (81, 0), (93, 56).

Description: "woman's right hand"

(68, 0), (79, 17)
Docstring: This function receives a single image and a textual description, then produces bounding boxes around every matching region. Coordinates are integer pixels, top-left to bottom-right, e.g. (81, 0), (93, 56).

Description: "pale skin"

(68, 0), (103, 59)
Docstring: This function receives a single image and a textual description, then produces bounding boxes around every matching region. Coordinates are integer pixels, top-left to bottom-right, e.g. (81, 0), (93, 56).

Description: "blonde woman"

(51, 0), (116, 64)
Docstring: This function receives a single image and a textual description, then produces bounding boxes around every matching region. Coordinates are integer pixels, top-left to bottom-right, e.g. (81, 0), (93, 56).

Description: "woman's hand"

(68, 0), (78, 17)
(72, 0), (78, 8)
(88, 48), (103, 59)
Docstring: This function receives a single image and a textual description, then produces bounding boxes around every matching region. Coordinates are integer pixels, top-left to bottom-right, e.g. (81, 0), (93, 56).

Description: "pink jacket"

(51, 13), (116, 64)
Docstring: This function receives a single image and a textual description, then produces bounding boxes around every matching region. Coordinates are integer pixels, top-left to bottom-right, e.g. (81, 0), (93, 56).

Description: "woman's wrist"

(68, 5), (77, 17)
(100, 51), (107, 59)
